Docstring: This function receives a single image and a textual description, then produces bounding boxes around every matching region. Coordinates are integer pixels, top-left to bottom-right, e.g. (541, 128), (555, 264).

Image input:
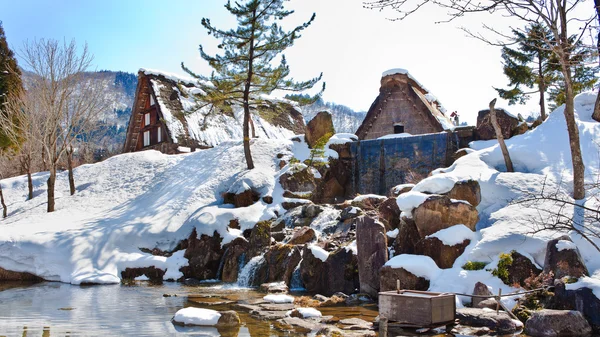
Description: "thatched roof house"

(123, 69), (306, 154)
(355, 69), (454, 140)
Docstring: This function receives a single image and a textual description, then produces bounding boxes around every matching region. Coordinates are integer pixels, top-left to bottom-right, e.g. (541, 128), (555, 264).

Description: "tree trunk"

(489, 98), (514, 172)
(41, 146), (47, 171)
(562, 68), (586, 199)
(47, 167), (56, 212)
(27, 171), (33, 200)
(242, 7), (257, 170)
(250, 116), (257, 138)
(594, 0), (600, 122)
(67, 146), (75, 195)
(538, 54), (547, 121)
(21, 154), (33, 200)
(0, 183), (7, 218)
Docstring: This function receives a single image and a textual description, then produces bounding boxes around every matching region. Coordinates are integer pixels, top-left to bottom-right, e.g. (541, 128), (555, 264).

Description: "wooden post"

(397, 279), (400, 294)
(380, 316), (388, 337)
(496, 289), (501, 314)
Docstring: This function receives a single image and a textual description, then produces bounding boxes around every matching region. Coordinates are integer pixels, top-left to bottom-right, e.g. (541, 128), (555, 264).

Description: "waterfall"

(215, 247), (229, 280)
(289, 260), (305, 291)
(237, 255), (264, 287)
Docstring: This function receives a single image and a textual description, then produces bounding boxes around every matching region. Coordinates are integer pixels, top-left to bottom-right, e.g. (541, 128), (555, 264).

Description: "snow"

(555, 240), (577, 252)
(382, 68), (409, 77)
(140, 68), (198, 85)
(378, 133), (412, 140)
(0, 138), (291, 284)
(392, 183), (415, 195)
(308, 245), (330, 262)
(344, 240), (358, 255)
(426, 225), (476, 246)
(565, 276), (600, 299)
(386, 228), (399, 239)
(385, 254), (442, 280)
(412, 175), (457, 194)
(396, 191), (430, 213)
(172, 307), (221, 326)
(326, 133), (358, 145)
(263, 294), (294, 304)
(287, 307), (322, 318)
(353, 194), (387, 202)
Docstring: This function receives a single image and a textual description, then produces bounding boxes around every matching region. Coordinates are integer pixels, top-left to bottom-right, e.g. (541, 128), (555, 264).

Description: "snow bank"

(385, 255), (442, 280)
(263, 294), (294, 304)
(565, 276), (600, 299)
(173, 307), (221, 326)
(426, 225), (476, 246)
(0, 138), (291, 284)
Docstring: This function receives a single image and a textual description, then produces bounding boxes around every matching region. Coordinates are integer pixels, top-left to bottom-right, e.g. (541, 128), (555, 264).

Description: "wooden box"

(379, 290), (456, 327)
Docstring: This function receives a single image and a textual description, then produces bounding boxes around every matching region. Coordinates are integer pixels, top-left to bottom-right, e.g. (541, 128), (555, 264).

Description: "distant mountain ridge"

(300, 98), (367, 134)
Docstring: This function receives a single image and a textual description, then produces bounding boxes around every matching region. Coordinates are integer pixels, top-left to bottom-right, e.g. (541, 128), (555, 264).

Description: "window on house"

(144, 113), (150, 126)
(150, 95), (155, 106)
(143, 131), (150, 147)
(157, 126), (162, 143)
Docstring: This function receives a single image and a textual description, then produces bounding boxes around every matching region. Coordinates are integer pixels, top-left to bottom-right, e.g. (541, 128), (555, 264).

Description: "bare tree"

(593, 0), (600, 122)
(19, 39), (107, 212)
(365, 0), (593, 199)
(489, 98), (514, 172)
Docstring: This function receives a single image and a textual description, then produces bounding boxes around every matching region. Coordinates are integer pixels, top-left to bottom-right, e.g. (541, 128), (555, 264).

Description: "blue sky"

(2, 0), (557, 123)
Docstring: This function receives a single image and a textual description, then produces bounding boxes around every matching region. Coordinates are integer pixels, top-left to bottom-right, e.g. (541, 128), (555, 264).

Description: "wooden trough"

(379, 290), (456, 328)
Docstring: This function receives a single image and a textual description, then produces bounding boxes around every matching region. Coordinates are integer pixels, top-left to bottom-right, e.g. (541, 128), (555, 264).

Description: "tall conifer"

(0, 21), (23, 150)
(182, 0), (323, 170)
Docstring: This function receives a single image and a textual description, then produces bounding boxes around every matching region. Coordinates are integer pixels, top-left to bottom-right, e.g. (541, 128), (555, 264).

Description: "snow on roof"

(140, 68), (198, 85)
(382, 68), (409, 77)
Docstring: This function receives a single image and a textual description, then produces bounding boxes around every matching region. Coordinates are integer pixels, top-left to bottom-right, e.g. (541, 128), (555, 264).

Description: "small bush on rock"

(462, 261), (488, 271)
(491, 252), (513, 284)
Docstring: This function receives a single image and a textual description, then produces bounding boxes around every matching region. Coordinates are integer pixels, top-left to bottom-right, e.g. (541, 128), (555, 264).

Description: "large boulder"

(256, 244), (302, 285)
(550, 280), (600, 333)
(391, 218), (420, 256)
(223, 189), (260, 208)
(217, 310), (241, 327)
(247, 221), (272, 259)
(414, 236), (470, 269)
(221, 237), (249, 283)
(456, 308), (523, 334)
(377, 197), (401, 231)
(121, 266), (165, 283)
(351, 195), (387, 211)
(379, 266), (429, 292)
(280, 164), (318, 199)
(305, 111), (335, 148)
(0, 267), (44, 282)
(506, 251), (542, 287)
(181, 229), (224, 280)
(412, 195), (479, 238)
(543, 236), (589, 279)
(356, 216), (388, 298)
(446, 179), (481, 207)
(299, 246), (358, 296)
(476, 108), (519, 141)
(524, 309), (592, 337)
(471, 282), (493, 308)
(299, 247), (327, 294)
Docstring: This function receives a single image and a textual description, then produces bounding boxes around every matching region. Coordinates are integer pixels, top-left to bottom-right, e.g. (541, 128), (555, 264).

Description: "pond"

(0, 281), (380, 337)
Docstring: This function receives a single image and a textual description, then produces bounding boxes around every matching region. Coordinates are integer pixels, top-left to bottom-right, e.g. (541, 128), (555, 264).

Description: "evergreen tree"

(495, 23), (555, 120)
(182, 0), (324, 170)
(0, 21), (23, 150)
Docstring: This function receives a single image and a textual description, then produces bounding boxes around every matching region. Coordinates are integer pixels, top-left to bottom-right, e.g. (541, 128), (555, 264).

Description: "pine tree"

(0, 21), (24, 150)
(495, 23), (555, 121)
(182, 0), (324, 170)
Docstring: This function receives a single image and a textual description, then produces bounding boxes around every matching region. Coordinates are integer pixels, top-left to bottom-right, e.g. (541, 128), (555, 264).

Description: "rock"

(247, 220), (272, 259)
(216, 310), (241, 327)
(221, 237), (249, 282)
(288, 309), (304, 318)
(446, 179), (481, 207)
(300, 246), (359, 296)
(259, 303), (295, 311)
(391, 218), (420, 256)
(314, 294), (329, 302)
(340, 206), (362, 221)
(282, 200), (310, 210)
(338, 318), (373, 330)
(262, 196), (273, 204)
(543, 236), (589, 279)
(256, 244), (302, 286)
(351, 195), (386, 211)
(271, 219), (285, 232)
(318, 175), (346, 204)
(228, 219), (240, 230)
(476, 298), (499, 310)
(320, 295), (346, 307)
(472, 282), (493, 308)
(390, 184), (414, 197)
(121, 266), (165, 283)
(181, 229), (224, 280)
(525, 309), (592, 337)
(272, 231), (285, 242)
(512, 121), (529, 136)
(379, 266), (429, 292)
(288, 226), (316, 245)
(415, 236), (470, 269)
(456, 308), (523, 334)
(278, 316), (323, 332)
(412, 195), (479, 238)
(356, 216), (388, 298)
(377, 198), (401, 231)
(506, 251), (542, 287)
(223, 189), (260, 208)
(0, 267), (44, 282)
(454, 148), (474, 161)
(280, 165), (318, 198)
(305, 111), (335, 148)
(260, 282), (289, 294)
(302, 204), (323, 218)
(476, 108), (519, 141)
(550, 280), (600, 333)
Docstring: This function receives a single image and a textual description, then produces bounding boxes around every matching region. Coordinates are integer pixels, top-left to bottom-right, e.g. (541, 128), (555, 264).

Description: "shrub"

(462, 261), (488, 271)
(491, 252), (513, 284)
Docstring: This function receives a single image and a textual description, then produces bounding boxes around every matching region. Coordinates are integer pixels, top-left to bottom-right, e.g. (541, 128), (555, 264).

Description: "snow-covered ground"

(0, 139), (292, 284)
